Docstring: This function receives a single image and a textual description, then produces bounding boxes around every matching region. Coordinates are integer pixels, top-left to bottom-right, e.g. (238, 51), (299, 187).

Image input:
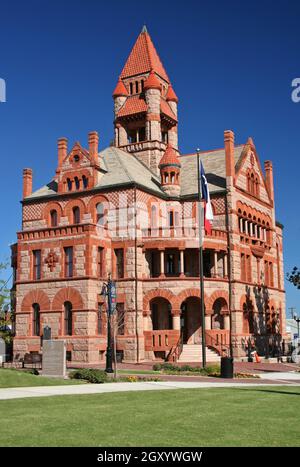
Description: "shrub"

(23, 368), (39, 376)
(69, 368), (108, 384)
(152, 363), (162, 371)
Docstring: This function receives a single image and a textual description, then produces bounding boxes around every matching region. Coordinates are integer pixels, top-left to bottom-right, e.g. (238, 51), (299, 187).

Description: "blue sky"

(0, 0), (299, 314)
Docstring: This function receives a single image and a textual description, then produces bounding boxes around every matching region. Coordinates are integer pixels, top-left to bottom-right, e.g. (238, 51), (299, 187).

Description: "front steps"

(177, 344), (220, 363)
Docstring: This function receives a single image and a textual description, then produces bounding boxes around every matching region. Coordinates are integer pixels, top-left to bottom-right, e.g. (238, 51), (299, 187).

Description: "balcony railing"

(142, 227), (227, 240)
(119, 140), (167, 154)
(144, 330), (180, 352)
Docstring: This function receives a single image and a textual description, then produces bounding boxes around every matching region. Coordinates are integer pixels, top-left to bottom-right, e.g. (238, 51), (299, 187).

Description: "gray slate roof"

(180, 146), (244, 196)
(25, 145), (245, 200)
(96, 147), (164, 195)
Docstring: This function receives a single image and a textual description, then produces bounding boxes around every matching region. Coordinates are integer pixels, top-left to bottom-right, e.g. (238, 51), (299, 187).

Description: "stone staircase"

(177, 344), (220, 363)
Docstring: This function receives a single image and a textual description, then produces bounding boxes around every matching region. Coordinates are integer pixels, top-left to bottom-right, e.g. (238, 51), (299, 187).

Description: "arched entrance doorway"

(180, 297), (202, 344)
(150, 297), (172, 330)
(211, 298), (227, 329)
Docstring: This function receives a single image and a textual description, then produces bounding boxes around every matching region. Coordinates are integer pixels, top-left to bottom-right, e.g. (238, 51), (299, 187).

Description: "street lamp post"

(294, 313), (300, 340)
(100, 276), (117, 374)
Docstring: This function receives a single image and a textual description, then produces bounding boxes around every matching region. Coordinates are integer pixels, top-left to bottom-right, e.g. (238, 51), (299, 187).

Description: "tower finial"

(141, 25), (148, 33)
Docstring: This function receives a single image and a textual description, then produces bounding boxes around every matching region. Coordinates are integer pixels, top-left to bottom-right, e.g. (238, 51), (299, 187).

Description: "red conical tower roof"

(112, 78), (128, 97)
(144, 69), (161, 91)
(166, 84), (178, 103)
(120, 26), (170, 82)
(159, 144), (181, 168)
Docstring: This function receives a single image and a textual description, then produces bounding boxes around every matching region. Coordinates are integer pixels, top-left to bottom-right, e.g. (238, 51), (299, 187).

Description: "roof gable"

(235, 139), (272, 204)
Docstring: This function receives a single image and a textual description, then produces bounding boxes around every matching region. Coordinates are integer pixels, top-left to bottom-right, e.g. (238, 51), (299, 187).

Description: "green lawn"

(0, 369), (85, 388)
(0, 386), (299, 446)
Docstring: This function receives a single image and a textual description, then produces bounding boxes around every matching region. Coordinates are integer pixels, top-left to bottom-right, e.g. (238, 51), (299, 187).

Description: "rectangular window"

(269, 262), (274, 287)
(241, 253), (246, 281)
(264, 260), (269, 286)
(98, 247), (104, 277)
(64, 247), (73, 278)
(166, 253), (175, 275)
(115, 249), (124, 279)
(116, 303), (125, 335)
(246, 255), (252, 282)
(169, 211), (174, 227)
(98, 303), (104, 335)
(33, 250), (41, 280)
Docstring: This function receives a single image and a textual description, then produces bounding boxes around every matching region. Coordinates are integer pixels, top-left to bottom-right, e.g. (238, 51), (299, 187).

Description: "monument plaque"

(43, 326), (51, 340)
(0, 338), (6, 364)
(42, 340), (66, 377)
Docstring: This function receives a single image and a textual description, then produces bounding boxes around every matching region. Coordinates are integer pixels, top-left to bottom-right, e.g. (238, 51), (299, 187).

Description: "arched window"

(50, 209), (58, 227)
(129, 82), (133, 95)
(64, 301), (72, 336)
(74, 177), (80, 190)
(72, 206), (80, 224)
(32, 303), (40, 336)
(255, 177), (259, 196)
(243, 302), (254, 334)
(96, 203), (105, 225)
(82, 175), (88, 189)
(151, 205), (157, 228)
(67, 178), (72, 191)
(141, 80), (144, 92)
(135, 81), (139, 93)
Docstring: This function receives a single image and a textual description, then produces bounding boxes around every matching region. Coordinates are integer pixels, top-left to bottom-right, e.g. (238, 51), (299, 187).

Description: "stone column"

(118, 126), (128, 146)
(160, 249), (165, 277)
(239, 218), (243, 233)
(224, 314), (230, 330)
(172, 315), (181, 331)
(214, 251), (218, 278)
(205, 315), (211, 330)
(224, 253), (228, 278)
(143, 315), (149, 331)
(249, 222), (253, 237)
(179, 249), (185, 277)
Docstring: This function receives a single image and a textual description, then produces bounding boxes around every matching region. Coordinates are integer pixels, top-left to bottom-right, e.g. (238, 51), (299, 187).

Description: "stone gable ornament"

(45, 251), (59, 271)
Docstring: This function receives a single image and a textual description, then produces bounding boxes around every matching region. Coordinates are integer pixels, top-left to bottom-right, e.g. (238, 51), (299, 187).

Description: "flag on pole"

(200, 161), (213, 235)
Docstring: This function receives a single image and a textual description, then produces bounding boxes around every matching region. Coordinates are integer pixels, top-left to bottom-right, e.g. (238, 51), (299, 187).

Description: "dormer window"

(130, 82), (133, 95)
(74, 177), (80, 190)
(82, 175), (88, 189)
(67, 178), (72, 191)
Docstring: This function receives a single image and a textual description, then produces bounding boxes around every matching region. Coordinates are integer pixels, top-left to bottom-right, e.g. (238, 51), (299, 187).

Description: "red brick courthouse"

(11, 27), (286, 363)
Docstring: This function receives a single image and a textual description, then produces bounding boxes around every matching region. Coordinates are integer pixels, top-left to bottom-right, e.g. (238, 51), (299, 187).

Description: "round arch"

(52, 287), (84, 311)
(43, 202), (63, 227)
(143, 289), (176, 316)
(21, 289), (50, 312)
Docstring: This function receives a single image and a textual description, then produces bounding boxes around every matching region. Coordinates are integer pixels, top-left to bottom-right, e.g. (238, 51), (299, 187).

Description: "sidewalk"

(0, 377), (300, 401)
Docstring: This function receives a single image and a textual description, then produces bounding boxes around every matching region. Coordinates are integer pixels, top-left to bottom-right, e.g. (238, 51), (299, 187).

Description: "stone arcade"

(11, 27), (286, 364)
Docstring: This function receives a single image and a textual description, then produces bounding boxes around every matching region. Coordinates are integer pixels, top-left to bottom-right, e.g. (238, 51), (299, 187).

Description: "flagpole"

(197, 149), (206, 368)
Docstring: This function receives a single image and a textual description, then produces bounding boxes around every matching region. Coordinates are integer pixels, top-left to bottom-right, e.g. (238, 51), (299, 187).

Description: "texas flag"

(200, 161), (214, 235)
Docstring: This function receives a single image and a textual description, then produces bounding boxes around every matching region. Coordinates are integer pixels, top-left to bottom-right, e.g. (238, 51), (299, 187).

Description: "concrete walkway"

(0, 380), (300, 400)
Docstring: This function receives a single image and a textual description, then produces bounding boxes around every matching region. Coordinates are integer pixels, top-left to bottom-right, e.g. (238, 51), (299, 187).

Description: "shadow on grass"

(237, 387), (300, 397)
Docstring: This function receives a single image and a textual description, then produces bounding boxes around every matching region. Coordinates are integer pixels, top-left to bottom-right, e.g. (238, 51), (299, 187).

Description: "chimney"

(23, 168), (32, 198)
(224, 130), (235, 179)
(88, 131), (99, 165)
(58, 137), (68, 169)
(264, 160), (274, 202)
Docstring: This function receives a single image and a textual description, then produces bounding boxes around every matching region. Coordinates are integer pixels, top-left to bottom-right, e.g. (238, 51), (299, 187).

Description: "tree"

(0, 262), (12, 345)
(287, 267), (300, 290)
(111, 304), (125, 380)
